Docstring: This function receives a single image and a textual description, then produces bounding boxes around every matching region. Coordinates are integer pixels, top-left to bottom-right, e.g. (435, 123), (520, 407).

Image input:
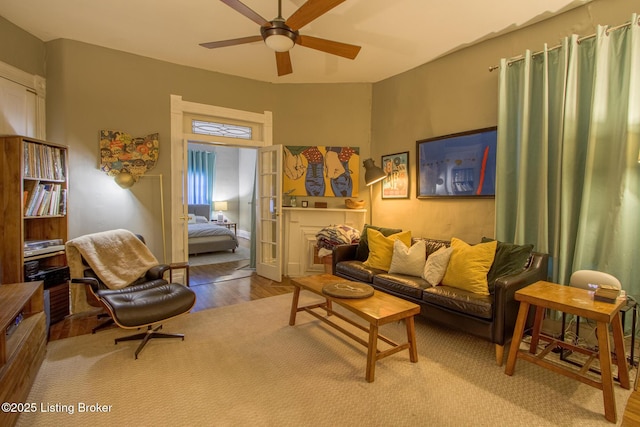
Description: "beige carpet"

(19, 294), (632, 426)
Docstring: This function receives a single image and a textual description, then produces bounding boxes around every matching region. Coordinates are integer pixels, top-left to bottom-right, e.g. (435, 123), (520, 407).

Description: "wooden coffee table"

(289, 274), (420, 382)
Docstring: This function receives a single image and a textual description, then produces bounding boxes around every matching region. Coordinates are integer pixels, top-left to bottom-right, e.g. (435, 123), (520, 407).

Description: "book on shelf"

(23, 142), (66, 181)
(48, 184), (60, 216)
(36, 184), (53, 216)
(59, 188), (67, 215)
(24, 182), (65, 216)
(28, 184), (46, 216)
(23, 180), (38, 211)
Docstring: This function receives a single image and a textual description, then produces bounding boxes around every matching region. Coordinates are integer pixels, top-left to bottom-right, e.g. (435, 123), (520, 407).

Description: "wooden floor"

(48, 258), (294, 340)
(46, 248), (640, 425)
(625, 390), (640, 426)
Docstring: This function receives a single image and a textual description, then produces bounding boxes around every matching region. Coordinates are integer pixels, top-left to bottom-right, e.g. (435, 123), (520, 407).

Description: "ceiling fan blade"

(200, 35), (263, 49)
(275, 51), (293, 76)
(297, 35), (361, 59)
(286, 0), (346, 31)
(220, 0), (268, 26)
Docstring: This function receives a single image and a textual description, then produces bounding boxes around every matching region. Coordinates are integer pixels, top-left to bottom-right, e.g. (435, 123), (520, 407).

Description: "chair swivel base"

(92, 313), (114, 334)
(115, 324), (185, 359)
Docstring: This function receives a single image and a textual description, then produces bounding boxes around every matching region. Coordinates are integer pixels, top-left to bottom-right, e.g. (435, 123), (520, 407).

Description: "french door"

(256, 145), (282, 281)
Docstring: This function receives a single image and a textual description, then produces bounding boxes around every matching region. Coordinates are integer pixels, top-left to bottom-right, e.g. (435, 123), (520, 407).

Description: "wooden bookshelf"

(0, 281), (46, 427)
(0, 135), (70, 323)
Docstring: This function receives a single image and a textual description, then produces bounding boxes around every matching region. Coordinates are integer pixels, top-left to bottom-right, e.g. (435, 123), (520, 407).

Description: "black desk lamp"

(363, 158), (386, 224)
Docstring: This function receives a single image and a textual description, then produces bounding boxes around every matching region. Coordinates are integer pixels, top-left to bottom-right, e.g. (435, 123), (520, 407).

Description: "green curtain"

(496, 14), (640, 293)
(187, 149), (216, 207)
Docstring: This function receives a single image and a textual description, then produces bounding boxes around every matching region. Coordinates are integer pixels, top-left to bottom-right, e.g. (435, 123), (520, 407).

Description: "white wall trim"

(170, 94), (272, 269)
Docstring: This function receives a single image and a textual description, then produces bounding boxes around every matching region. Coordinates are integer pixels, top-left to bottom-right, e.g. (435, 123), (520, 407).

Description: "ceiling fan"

(200, 0), (361, 76)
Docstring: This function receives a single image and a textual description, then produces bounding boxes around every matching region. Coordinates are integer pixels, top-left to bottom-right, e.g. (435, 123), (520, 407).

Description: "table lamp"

(214, 201), (228, 223)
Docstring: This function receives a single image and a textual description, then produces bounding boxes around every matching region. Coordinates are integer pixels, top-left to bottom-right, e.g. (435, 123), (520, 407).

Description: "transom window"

(192, 120), (252, 140)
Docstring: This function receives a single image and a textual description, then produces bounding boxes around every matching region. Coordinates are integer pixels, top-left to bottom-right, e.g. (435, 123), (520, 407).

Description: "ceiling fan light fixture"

(206, 0), (361, 76)
(261, 20), (297, 52)
(265, 33), (295, 52)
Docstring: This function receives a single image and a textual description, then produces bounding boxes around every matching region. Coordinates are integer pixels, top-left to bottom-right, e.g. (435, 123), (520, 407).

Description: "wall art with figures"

(283, 146), (360, 197)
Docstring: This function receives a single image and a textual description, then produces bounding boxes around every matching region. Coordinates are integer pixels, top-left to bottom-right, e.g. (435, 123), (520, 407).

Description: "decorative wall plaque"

(99, 130), (159, 182)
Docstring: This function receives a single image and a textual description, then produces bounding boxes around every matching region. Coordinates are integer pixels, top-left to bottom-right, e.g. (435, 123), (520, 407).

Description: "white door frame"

(170, 95), (273, 279)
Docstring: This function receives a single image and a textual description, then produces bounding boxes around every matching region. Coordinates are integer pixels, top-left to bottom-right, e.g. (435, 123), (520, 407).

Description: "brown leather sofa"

(332, 237), (549, 365)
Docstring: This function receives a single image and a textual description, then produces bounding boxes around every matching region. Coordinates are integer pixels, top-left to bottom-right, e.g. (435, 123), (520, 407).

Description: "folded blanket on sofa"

(316, 224), (361, 251)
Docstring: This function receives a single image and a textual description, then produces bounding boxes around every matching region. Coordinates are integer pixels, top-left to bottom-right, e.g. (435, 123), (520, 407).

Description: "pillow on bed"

(187, 213), (196, 224)
(195, 215), (209, 224)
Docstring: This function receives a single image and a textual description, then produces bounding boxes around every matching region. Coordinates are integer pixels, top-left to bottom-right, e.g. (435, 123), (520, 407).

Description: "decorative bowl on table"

(345, 199), (365, 209)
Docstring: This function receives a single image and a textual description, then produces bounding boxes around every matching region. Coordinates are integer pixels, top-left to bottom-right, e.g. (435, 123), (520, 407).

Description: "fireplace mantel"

(283, 207), (366, 277)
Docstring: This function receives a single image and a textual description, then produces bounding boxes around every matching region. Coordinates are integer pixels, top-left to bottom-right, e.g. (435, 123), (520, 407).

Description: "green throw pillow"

(355, 224), (402, 262)
(481, 237), (534, 292)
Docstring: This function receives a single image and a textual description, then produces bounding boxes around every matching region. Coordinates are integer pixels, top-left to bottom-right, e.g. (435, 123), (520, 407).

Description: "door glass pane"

(260, 242), (275, 264)
(261, 150), (277, 173)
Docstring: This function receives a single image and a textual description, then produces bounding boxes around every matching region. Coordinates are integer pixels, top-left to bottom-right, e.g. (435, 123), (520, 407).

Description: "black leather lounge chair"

(68, 230), (196, 359)
(75, 271), (196, 358)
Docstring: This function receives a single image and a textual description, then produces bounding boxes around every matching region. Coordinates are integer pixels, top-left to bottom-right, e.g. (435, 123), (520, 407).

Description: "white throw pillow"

(388, 239), (426, 277)
(187, 213), (196, 224)
(423, 246), (454, 286)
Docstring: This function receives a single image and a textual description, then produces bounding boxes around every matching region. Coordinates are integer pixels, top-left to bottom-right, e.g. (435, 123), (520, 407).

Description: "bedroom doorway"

(187, 143), (255, 269)
(170, 95), (282, 282)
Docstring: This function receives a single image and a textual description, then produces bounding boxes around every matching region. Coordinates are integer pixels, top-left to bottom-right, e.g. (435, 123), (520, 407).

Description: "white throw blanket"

(66, 229), (159, 314)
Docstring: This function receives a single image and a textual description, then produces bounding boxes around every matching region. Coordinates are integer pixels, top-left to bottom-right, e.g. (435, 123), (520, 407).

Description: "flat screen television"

(416, 127), (497, 198)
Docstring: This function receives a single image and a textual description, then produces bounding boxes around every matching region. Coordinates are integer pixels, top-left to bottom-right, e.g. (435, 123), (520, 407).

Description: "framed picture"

(381, 152), (410, 199)
(283, 146), (360, 197)
(416, 127), (497, 198)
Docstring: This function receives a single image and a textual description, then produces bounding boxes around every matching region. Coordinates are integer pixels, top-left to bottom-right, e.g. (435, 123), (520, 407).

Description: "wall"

(0, 30), (371, 261)
(370, 0), (638, 243)
(0, 0), (636, 258)
(273, 83), (373, 207)
(0, 16), (44, 76)
(45, 40), (371, 260)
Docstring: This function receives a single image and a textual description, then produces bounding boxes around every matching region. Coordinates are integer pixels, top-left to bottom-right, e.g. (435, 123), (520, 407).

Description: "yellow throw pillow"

(441, 238), (497, 295)
(363, 229), (412, 271)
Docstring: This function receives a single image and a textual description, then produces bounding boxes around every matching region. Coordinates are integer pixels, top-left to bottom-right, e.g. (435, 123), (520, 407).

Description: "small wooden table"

(289, 274), (420, 382)
(505, 280), (630, 423)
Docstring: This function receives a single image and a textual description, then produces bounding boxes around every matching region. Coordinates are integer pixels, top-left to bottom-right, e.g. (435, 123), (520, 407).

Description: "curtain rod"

(488, 16), (639, 72)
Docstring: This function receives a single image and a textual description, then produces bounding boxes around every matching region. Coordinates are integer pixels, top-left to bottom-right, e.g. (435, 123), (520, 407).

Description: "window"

(192, 120), (252, 140)
(187, 149), (215, 205)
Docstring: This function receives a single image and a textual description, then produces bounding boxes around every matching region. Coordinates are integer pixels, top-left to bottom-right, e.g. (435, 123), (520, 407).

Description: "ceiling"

(1, 0), (591, 84)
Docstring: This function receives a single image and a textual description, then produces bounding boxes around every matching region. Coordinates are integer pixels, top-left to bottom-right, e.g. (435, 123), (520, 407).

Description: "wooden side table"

(505, 280), (629, 423)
